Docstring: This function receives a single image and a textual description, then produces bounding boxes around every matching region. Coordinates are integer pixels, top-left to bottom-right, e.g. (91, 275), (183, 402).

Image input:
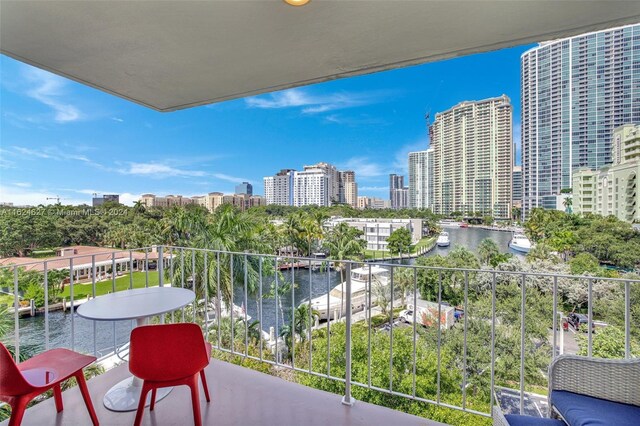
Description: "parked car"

(567, 313), (595, 332)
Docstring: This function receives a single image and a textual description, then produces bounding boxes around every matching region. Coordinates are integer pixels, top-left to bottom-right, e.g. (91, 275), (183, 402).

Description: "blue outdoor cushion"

(551, 390), (640, 426)
(504, 414), (566, 426)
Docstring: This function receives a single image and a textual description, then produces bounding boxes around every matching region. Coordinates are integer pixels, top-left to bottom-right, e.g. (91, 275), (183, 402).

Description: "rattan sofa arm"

(547, 354), (640, 416)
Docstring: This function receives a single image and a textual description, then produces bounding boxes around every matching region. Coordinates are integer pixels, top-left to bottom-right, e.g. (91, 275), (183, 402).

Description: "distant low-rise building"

(325, 217), (422, 251)
(573, 124), (640, 223)
(92, 194), (120, 207)
(140, 192), (265, 212)
(357, 196), (389, 210)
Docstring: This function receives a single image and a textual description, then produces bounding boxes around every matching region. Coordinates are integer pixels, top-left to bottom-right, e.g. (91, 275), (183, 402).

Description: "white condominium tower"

(264, 163), (357, 207)
(521, 23), (640, 216)
(304, 162), (339, 205)
(430, 95), (513, 218)
(408, 148), (434, 209)
(264, 169), (294, 206)
(292, 167), (330, 206)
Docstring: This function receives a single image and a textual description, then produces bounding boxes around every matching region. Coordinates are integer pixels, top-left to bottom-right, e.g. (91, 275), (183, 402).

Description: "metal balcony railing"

(2, 245), (639, 420)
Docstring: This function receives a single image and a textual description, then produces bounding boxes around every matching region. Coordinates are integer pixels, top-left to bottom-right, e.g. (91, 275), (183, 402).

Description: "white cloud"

(23, 67), (82, 123)
(11, 146), (94, 164)
(111, 117), (124, 122)
(0, 184), (86, 206)
(246, 88), (389, 115)
(120, 162), (207, 178)
(212, 173), (251, 184)
(13, 182), (31, 188)
(339, 157), (388, 178)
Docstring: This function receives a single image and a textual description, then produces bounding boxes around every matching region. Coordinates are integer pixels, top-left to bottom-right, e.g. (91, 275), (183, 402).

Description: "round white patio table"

(77, 286), (195, 412)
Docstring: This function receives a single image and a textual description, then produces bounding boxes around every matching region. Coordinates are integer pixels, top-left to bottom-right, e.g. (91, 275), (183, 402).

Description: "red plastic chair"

(0, 343), (99, 426)
(129, 323), (212, 426)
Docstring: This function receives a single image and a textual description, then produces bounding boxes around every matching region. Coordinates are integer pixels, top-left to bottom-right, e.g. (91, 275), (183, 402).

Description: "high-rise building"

(521, 24), (640, 216)
(264, 169), (295, 206)
(304, 162), (339, 205)
(389, 174), (403, 204)
(293, 167), (329, 207)
(408, 148), (434, 210)
(573, 124), (640, 222)
(512, 166), (523, 209)
(430, 95), (513, 218)
(235, 182), (253, 196)
(338, 171), (358, 207)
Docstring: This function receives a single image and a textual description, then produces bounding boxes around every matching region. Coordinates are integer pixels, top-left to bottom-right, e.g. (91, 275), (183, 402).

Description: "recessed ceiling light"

(284, 0), (310, 6)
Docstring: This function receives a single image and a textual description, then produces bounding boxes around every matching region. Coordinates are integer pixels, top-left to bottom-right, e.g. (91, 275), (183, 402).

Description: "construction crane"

(45, 195), (69, 204)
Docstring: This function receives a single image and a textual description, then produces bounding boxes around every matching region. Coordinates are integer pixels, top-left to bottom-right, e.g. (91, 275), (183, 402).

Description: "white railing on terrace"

(2, 245), (638, 419)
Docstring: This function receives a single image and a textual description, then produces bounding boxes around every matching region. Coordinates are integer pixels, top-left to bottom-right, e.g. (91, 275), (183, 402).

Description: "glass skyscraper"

(521, 23), (640, 215)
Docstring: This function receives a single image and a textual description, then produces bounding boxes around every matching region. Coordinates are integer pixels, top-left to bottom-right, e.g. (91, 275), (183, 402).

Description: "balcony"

(2, 246), (639, 425)
(2, 360), (435, 426)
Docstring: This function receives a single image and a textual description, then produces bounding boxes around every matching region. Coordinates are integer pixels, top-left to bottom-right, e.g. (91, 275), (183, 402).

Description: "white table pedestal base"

(103, 376), (173, 412)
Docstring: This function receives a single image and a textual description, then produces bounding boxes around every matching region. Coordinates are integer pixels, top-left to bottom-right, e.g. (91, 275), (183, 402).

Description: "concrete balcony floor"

(5, 360), (444, 426)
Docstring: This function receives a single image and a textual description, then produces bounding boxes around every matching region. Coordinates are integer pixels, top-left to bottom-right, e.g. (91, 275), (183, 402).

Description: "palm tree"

(323, 223), (366, 318)
(299, 214), (323, 256)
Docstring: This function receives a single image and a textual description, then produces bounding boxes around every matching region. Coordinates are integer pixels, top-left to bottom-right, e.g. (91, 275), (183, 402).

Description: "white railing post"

(158, 245), (164, 287)
(342, 262), (354, 406)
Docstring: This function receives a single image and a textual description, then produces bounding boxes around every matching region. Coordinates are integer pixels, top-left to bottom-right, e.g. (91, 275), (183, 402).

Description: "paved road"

(547, 327), (580, 355)
(496, 387), (549, 417)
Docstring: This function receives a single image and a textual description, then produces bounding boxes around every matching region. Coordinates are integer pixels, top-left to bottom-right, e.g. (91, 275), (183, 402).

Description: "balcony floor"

(6, 359), (444, 425)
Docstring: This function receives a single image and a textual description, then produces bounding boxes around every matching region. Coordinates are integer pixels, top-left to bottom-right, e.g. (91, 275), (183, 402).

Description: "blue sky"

(0, 43), (531, 206)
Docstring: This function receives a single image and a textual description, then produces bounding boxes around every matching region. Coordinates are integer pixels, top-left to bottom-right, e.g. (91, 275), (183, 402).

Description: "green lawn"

(59, 271), (161, 299)
(364, 236), (436, 260)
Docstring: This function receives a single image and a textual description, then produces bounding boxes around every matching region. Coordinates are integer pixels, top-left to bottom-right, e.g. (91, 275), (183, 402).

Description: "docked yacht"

(436, 232), (450, 247)
(305, 265), (389, 320)
(509, 233), (533, 253)
(201, 299), (252, 325)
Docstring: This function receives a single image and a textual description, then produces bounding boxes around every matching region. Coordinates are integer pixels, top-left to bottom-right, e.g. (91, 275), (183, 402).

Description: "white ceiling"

(2, 1), (639, 112)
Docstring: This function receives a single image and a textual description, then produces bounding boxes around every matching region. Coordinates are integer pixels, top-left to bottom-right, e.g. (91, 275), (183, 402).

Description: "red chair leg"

(74, 371), (99, 426)
(199, 370), (210, 402)
(53, 383), (63, 412)
(134, 383), (152, 426)
(150, 388), (157, 411)
(189, 375), (202, 426)
(8, 396), (29, 426)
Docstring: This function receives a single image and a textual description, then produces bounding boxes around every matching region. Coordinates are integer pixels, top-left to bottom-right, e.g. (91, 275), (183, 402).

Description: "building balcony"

(2, 246), (639, 425)
(2, 360), (435, 426)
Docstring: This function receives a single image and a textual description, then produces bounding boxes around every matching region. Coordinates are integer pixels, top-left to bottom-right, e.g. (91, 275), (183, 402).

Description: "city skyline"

(0, 42), (529, 206)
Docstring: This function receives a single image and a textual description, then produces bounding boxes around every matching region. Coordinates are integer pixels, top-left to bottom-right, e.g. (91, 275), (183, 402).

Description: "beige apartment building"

(140, 192), (265, 212)
(339, 170), (358, 207)
(573, 124), (640, 223)
(430, 95), (513, 218)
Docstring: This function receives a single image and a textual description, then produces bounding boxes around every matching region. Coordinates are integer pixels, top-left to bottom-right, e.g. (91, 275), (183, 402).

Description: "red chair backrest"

(129, 323), (210, 382)
(0, 342), (34, 396)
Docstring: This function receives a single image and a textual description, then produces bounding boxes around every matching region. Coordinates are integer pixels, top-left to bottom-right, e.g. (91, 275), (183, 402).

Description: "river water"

(8, 227), (522, 355)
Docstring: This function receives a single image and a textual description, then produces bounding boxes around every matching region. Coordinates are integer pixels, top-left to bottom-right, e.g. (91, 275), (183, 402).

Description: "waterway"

(8, 227), (522, 355)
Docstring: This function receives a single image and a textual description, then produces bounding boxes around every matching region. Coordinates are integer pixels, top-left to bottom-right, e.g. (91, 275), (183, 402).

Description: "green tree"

(576, 326), (638, 358)
(415, 247), (480, 305)
(569, 253), (601, 275)
(386, 228), (413, 257)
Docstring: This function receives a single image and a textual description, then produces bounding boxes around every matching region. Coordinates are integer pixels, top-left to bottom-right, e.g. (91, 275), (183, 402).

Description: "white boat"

(509, 233), (533, 253)
(305, 265), (389, 320)
(436, 232), (450, 247)
(200, 299), (252, 325)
